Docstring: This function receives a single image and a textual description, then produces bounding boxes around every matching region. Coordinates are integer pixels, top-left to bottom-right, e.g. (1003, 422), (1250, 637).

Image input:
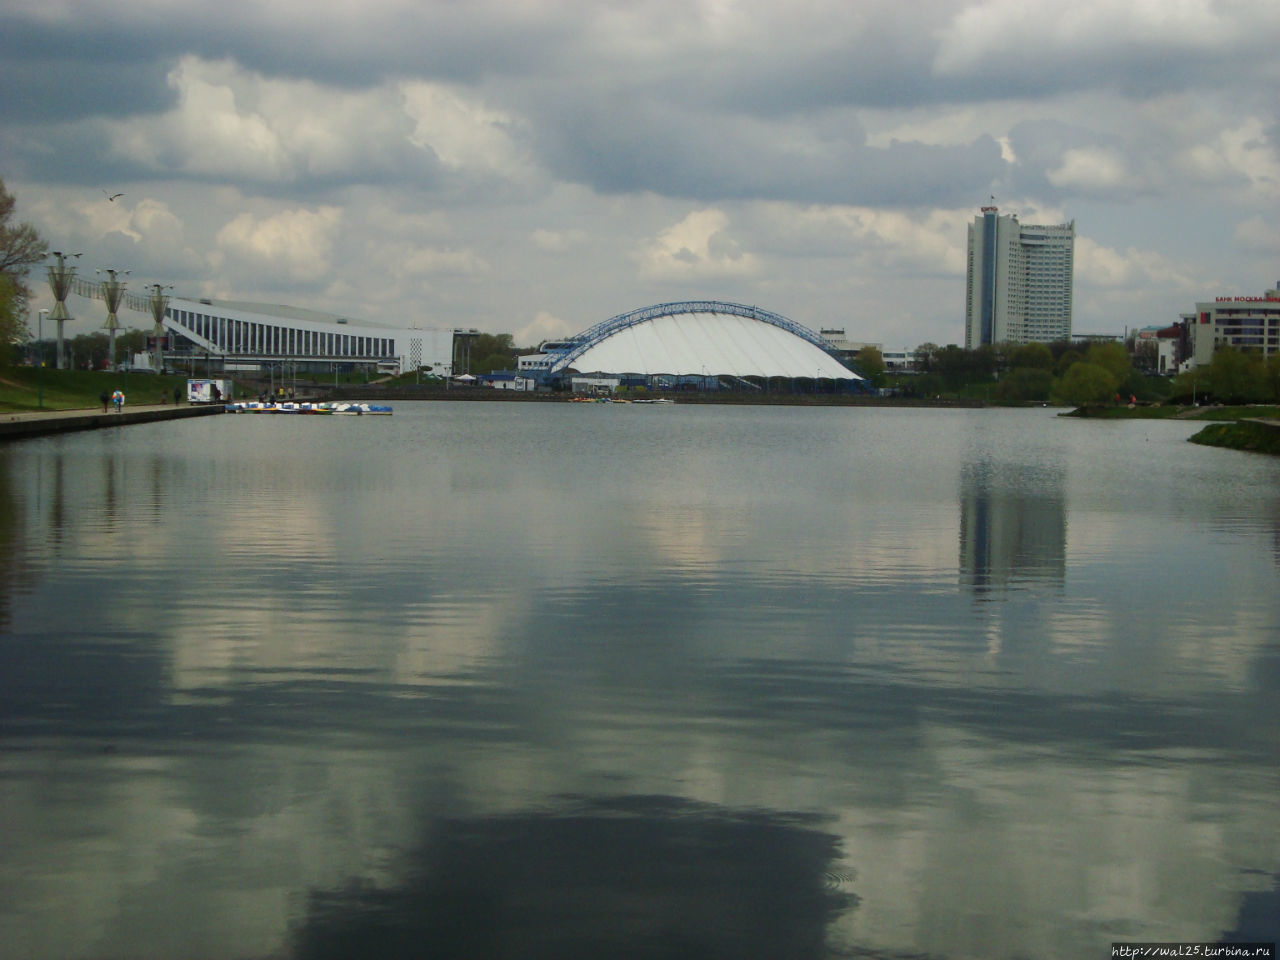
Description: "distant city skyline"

(3, 1), (1278, 350)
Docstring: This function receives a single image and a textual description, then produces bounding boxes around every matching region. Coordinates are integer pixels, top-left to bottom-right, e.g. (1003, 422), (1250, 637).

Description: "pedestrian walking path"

(0, 403), (225, 441)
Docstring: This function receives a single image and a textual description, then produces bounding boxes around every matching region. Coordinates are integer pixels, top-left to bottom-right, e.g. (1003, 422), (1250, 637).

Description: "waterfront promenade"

(0, 403), (225, 441)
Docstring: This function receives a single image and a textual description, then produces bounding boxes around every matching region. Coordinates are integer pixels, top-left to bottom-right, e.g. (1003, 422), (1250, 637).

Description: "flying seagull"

(103, 190), (124, 202)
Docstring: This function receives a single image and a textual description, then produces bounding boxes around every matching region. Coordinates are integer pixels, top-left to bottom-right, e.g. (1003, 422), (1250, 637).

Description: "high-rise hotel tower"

(965, 207), (1075, 348)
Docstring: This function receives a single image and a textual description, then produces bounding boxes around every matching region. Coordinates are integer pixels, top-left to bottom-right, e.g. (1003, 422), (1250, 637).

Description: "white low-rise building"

(162, 297), (463, 377)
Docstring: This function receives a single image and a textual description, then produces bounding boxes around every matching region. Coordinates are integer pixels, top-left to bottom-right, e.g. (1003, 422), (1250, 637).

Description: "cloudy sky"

(3, 0), (1279, 349)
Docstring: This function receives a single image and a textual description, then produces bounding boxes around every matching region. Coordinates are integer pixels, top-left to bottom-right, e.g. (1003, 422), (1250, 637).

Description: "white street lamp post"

(37, 308), (48, 408)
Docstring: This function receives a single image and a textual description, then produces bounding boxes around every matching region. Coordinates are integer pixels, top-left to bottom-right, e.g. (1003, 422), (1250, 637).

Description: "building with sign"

(965, 207), (1075, 348)
(1178, 283), (1280, 369)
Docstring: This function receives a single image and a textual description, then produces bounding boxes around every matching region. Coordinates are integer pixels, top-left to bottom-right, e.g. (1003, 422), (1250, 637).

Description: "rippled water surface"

(2, 402), (1277, 958)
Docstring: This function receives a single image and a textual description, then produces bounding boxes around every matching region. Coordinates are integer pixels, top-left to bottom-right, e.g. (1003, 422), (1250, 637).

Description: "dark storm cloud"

(4, 0), (1277, 134)
(934, 29), (1280, 106)
(0, 52), (174, 123)
(0, 122), (139, 184)
(2, 0), (1272, 207)
(521, 89), (1005, 206)
(0, 2), (577, 110)
(4, 0), (1279, 346)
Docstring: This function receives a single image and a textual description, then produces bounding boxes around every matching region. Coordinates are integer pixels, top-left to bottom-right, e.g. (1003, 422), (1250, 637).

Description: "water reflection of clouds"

(4, 406), (1280, 959)
(291, 795), (853, 960)
(4, 677), (1274, 960)
(206, 496), (340, 564)
(864, 728), (1277, 958)
(0, 744), (408, 960)
(1165, 609), (1277, 690)
(1043, 603), (1112, 660)
(163, 587), (513, 691)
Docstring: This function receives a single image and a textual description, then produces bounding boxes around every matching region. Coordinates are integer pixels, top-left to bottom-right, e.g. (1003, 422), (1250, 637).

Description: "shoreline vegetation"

(0, 366), (988, 412)
(1060, 403), (1280, 421)
(1, 367), (194, 413)
(1186, 420), (1280, 455)
(4, 365), (1280, 413)
(4, 366), (1279, 413)
(5, 367), (1280, 454)
(1063, 402), (1280, 455)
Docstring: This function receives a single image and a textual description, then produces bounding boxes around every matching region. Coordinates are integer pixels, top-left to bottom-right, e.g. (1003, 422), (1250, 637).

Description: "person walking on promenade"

(99, 390), (109, 413)
(173, 385), (181, 405)
(111, 389), (125, 413)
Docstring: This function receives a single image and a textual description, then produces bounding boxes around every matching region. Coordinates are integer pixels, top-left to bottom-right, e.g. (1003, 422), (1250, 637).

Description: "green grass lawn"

(1189, 421), (1280, 454)
(1181, 404), (1280, 421)
(0, 367), (195, 412)
(1067, 403), (1280, 421)
(1065, 404), (1182, 419)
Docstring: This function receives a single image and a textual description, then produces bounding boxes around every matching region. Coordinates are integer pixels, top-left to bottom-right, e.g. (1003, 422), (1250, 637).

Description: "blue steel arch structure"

(544, 300), (849, 377)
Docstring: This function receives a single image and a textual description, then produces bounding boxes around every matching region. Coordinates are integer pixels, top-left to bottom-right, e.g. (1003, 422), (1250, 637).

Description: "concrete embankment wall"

(0, 404), (226, 442)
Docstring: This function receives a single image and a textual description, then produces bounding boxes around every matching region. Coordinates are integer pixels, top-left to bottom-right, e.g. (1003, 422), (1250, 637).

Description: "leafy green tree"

(1009, 342), (1053, 370)
(906, 372), (944, 398)
(468, 332), (517, 374)
(0, 178), (47, 365)
(1207, 347), (1267, 403)
(934, 344), (973, 389)
(913, 342), (939, 373)
(1084, 342), (1132, 383)
(1053, 348), (1082, 377)
(854, 345), (885, 386)
(1171, 366), (1210, 404)
(1267, 354), (1280, 403)
(0, 274), (22, 365)
(993, 367), (1052, 404)
(116, 328), (147, 364)
(0, 178), (45, 292)
(1052, 361), (1118, 407)
(69, 331), (110, 370)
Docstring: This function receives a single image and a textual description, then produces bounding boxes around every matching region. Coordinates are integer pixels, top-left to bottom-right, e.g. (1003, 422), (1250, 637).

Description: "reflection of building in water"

(959, 462), (1066, 595)
(0, 450), (25, 629)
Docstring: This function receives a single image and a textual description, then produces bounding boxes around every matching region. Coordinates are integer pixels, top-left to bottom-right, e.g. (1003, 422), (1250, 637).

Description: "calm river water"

(1, 402), (1277, 959)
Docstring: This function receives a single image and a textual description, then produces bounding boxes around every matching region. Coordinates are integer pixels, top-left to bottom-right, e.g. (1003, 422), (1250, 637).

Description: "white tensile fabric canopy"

(559, 312), (862, 380)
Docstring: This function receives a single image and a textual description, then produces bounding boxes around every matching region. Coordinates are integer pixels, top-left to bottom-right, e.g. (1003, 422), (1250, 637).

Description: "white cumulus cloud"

(401, 81), (530, 181)
(1074, 236), (1195, 292)
(639, 209), (760, 278)
(1047, 147), (1133, 192)
(934, 0), (1245, 76)
(214, 206), (343, 282)
(515, 310), (572, 347)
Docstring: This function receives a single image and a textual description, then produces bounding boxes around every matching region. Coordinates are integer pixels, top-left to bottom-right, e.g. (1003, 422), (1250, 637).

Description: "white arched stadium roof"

(557, 310), (862, 380)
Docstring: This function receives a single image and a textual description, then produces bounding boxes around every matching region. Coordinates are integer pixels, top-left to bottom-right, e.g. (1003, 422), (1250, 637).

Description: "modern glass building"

(965, 207), (1075, 348)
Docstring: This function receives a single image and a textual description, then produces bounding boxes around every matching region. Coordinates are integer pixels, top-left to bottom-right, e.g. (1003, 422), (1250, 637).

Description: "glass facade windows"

(163, 303), (410, 369)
